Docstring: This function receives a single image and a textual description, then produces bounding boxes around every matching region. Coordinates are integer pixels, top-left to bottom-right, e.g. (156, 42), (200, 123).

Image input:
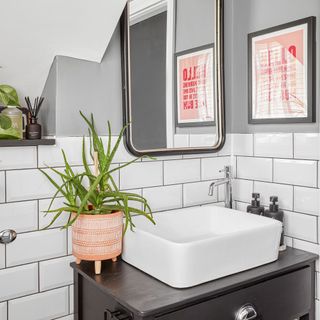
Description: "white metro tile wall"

(0, 172), (5, 203)
(0, 133), (318, 320)
(253, 133), (293, 158)
(164, 159), (200, 184)
(0, 264), (38, 301)
(0, 201), (38, 233)
(201, 157), (231, 180)
(0, 147), (37, 170)
(294, 133), (320, 160)
(6, 229), (67, 267)
(0, 302), (7, 319)
(237, 157), (273, 182)
(273, 159), (317, 187)
(8, 287), (69, 320)
(294, 187), (320, 216)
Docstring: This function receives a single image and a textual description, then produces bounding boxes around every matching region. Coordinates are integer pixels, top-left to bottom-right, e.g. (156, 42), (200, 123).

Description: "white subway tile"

(237, 157), (272, 182)
(254, 133), (293, 158)
(0, 302), (7, 320)
(183, 181), (217, 207)
(294, 133), (320, 160)
(201, 156), (231, 180)
(254, 181), (293, 211)
(189, 134), (216, 147)
(235, 201), (249, 212)
(67, 229), (72, 256)
(69, 285), (74, 314)
(284, 211), (318, 243)
(233, 179), (253, 203)
(164, 159), (200, 185)
(232, 134), (253, 156)
(174, 134), (189, 148)
(218, 134), (232, 156)
(0, 263), (38, 301)
(294, 187), (319, 216)
(0, 147), (37, 170)
(6, 229), (67, 267)
(40, 256), (74, 291)
(112, 137), (137, 163)
(0, 201), (38, 233)
(0, 172), (5, 203)
(284, 236), (293, 247)
(143, 185), (182, 212)
(292, 238), (320, 255)
(120, 161), (162, 189)
(0, 247), (4, 270)
(38, 137), (84, 167)
(274, 159), (317, 187)
(6, 169), (57, 202)
(8, 287), (69, 320)
(39, 198), (70, 229)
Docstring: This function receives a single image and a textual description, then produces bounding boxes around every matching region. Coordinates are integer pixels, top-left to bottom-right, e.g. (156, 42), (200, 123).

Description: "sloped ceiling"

(0, 0), (127, 100)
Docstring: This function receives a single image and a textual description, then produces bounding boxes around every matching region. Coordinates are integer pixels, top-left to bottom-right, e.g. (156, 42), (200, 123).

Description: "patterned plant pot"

(72, 211), (123, 274)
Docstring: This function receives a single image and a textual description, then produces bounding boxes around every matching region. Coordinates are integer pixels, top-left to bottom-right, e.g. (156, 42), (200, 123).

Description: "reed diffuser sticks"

(25, 96), (44, 119)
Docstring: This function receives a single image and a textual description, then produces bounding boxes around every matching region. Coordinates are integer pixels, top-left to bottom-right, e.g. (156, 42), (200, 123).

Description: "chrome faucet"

(208, 165), (232, 208)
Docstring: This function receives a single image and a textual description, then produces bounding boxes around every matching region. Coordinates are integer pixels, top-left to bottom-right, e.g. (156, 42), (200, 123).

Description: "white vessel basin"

(122, 206), (282, 288)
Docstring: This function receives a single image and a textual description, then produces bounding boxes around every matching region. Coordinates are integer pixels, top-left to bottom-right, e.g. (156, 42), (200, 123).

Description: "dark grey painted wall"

(229, 0), (320, 133)
(130, 12), (167, 149)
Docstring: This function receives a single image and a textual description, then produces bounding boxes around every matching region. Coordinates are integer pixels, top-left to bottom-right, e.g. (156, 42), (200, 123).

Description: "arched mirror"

(121, 0), (225, 156)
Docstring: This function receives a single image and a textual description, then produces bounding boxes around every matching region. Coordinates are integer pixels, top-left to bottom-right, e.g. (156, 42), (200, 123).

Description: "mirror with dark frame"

(122, 0), (225, 156)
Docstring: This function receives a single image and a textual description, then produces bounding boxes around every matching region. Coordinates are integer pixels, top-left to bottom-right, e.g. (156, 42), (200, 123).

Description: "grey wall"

(42, 25), (123, 136)
(131, 12), (167, 149)
(229, 0), (320, 133)
(175, 0), (215, 52)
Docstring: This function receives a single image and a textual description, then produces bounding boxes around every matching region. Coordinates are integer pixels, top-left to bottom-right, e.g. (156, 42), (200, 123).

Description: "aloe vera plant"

(41, 112), (155, 232)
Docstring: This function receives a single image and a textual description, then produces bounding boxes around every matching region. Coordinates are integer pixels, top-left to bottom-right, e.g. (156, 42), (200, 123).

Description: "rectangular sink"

(122, 206), (282, 288)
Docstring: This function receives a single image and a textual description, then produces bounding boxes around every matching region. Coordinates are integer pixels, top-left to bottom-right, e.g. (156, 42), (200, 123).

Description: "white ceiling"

(0, 0), (127, 101)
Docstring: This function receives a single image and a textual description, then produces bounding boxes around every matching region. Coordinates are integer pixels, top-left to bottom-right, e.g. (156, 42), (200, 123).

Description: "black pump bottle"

(264, 196), (286, 251)
(247, 193), (264, 215)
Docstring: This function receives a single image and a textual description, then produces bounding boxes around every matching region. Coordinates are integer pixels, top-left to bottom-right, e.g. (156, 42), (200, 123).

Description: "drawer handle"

(235, 304), (258, 320)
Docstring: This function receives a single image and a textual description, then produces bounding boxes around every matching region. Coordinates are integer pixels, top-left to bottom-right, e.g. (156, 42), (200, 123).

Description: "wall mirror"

(121, 0), (225, 156)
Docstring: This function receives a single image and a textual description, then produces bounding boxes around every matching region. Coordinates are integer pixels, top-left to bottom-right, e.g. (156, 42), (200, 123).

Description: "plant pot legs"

(112, 257), (118, 262)
(76, 258), (81, 265)
(95, 261), (102, 275)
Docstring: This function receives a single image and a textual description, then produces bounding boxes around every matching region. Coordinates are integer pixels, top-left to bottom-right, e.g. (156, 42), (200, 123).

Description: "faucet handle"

(219, 165), (232, 176)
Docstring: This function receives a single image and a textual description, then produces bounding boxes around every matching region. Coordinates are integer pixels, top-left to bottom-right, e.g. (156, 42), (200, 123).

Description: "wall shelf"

(0, 139), (55, 147)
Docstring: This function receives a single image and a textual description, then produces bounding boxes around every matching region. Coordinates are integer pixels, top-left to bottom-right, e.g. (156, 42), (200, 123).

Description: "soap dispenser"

(247, 193), (264, 215)
(264, 196), (286, 251)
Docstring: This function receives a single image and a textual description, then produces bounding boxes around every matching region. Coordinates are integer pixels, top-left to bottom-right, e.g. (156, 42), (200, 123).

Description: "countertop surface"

(71, 247), (318, 317)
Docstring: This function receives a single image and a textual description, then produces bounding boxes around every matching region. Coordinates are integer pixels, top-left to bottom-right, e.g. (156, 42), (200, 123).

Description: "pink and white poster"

(249, 18), (315, 123)
(176, 46), (214, 126)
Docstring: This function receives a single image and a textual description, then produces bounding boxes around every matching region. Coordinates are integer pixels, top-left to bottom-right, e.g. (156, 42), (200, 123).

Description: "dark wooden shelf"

(0, 138), (55, 147)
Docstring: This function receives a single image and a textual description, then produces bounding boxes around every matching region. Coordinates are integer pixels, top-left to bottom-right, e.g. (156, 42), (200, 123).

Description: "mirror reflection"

(128, 0), (219, 152)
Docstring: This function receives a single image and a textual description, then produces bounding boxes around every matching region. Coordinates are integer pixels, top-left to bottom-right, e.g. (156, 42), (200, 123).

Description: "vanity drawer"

(157, 267), (312, 320)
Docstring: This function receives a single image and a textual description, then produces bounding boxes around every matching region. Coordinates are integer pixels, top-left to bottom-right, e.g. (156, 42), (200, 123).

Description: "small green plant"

(0, 85), (20, 107)
(41, 112), (155, 232)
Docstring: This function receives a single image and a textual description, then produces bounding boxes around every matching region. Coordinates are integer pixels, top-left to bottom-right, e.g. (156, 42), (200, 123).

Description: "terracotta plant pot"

(72, 211), (123, 274)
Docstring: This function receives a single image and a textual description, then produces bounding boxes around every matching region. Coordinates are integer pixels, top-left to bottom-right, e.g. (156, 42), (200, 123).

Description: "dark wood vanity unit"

(72, 248), (317, 320)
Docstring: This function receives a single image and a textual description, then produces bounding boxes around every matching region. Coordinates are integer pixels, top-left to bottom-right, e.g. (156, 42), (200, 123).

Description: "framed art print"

(248, 17), (316, 124)
(175, 44), (215, 127)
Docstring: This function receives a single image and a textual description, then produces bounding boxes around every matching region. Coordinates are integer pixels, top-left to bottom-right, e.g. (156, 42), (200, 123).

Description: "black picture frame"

(174, 43), (216, 128)
(248, 16), (316, 124)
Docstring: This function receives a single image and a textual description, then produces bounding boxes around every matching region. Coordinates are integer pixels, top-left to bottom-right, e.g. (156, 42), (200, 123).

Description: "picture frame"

(175, 43), (215, 128)
(248, 17), (316, 124)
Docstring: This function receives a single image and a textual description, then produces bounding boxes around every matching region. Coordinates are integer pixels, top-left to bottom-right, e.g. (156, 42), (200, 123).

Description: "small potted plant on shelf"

(0, 85), (25, 139)
(41, 112), (155, 274)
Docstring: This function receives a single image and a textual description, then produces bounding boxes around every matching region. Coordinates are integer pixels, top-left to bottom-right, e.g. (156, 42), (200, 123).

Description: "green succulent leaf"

(40, 111), (155, 232)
